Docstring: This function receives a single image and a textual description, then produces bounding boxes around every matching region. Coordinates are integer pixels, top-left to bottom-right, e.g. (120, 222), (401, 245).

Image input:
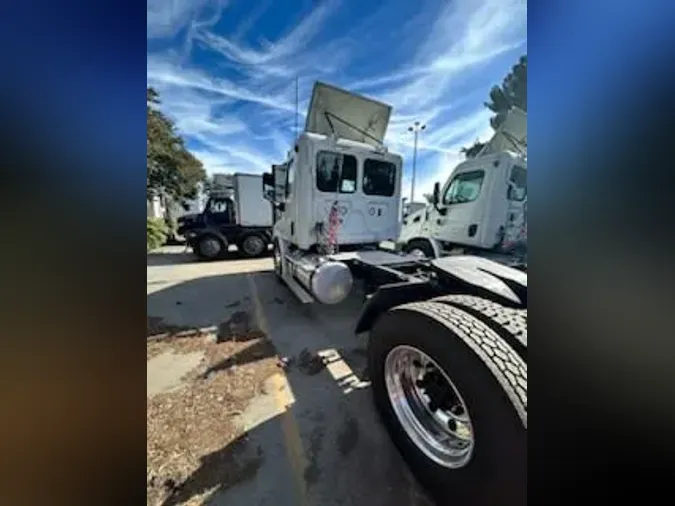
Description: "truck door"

(435, 169), (487, 246)
(502, 164), (527, 248)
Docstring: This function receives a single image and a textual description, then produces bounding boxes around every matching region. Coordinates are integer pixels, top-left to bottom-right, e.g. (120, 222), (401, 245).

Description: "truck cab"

(266, 81), (403, 253)
(399, 108), (527, 263)
(271, 133), (402, 251)
(401, 152), (526, 250)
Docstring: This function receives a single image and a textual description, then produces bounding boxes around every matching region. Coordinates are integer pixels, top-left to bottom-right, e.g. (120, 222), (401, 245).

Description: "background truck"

(178, 173), (273, 260)
(399, 108), (527, 268)
(263, 82), (527, 505)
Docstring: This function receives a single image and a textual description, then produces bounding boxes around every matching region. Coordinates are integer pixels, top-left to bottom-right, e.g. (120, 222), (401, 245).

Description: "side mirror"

(262, 172), (274, 202)
(432, 182), (440, 205)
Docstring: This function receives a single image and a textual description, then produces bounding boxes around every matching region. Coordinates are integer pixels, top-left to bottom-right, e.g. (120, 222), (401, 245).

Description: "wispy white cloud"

(147, 56), (298, 113)
(375, 0), (526, 112)
(147, 0), (526, 188)
(147, 0), (221, 40)
(196, 0), (337, 66)
(192, 0), (339, 80)
(231, 0), (272, 41)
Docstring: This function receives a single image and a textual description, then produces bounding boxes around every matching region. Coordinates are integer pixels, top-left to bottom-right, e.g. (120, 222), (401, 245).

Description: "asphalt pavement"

(147, 246), (433, 506)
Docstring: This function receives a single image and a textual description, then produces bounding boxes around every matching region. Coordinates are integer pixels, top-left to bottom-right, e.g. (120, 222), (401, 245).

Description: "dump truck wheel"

(238, 233), (267, 258)
(368, 301), (527, 506)
(195, 234), (224, 260)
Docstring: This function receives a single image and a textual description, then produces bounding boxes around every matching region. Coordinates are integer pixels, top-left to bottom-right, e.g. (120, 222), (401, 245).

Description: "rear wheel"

(403, 239), (435, 259)
(368, 301), (527, 506)
(238, 233), (266, 258)
(432, 294), (527, 358)
(194, 234), (224, 260)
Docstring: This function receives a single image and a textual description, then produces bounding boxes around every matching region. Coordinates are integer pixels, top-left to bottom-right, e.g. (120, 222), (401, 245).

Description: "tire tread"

(431, 295), (527, 358)
(392, 301), (527, 424)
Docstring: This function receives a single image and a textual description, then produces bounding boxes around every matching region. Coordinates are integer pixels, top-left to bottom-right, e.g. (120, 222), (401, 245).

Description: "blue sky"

(147, 0), (526, 201)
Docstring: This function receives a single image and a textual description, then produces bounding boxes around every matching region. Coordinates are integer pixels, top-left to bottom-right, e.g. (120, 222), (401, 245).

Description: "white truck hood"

(304, 81), (392, 147)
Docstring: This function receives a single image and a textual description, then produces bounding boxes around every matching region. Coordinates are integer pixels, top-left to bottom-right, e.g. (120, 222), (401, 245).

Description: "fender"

(355, 279), (442, 334)
(406, 236), (442, 259)
(355, 255), (527, 334)
(430, 255), (527, 307)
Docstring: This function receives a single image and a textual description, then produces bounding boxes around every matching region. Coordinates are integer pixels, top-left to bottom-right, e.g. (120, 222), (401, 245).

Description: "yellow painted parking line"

(247, 274), (308, 505)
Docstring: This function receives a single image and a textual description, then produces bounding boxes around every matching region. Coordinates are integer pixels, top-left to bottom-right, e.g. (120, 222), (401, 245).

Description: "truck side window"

(507, 165), (527, 201)
(316, 152), (357, 193)
(363, 159), (396, 197)
(443, 170), (485, 205)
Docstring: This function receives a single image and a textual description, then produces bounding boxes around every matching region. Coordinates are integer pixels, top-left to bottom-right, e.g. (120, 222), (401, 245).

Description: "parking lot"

(147, 246), (433, 506)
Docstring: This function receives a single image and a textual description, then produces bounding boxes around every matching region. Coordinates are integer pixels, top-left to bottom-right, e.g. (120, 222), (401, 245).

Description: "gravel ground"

(147, 330), (278, 506)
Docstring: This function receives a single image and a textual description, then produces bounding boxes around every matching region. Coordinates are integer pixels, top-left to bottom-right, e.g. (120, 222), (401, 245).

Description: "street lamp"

(408, 121), (426, 202)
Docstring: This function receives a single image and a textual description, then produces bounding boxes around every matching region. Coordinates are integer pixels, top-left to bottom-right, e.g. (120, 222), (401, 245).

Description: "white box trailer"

(263, 81), (527, 505)
(233, 173), (273, 226)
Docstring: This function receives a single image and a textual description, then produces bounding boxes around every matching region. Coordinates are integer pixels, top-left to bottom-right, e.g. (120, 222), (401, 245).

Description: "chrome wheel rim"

(201, 237), (221, 257)
(243, 236), (264, 256)
(384, 345), (474, 468)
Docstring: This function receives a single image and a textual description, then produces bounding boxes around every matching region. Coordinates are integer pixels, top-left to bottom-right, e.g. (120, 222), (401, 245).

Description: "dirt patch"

(147, 332), (278, 506)
(147, 316), (208, 345)
(216, 311), (265, 343)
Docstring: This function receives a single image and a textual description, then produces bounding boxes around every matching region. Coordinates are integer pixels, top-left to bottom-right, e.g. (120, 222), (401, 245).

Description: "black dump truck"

(177, 173), (273, 260)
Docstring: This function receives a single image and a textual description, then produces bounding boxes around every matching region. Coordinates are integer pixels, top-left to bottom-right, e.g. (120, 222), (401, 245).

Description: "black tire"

(403, 239), (435, 258)
(431, 295), (527, 359)
(368, 301), (527, 506)
(194, 234), (224, 261)
(238, 233), (267, 258)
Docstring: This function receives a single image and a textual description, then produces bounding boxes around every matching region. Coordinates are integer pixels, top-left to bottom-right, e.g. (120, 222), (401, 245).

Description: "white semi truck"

(399, 108), (527, 268)
(262, 82), (526, 505)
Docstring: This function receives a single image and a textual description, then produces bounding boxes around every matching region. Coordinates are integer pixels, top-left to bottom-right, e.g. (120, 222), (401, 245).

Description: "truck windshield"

(363, 159), (396, 197)
(443, 170), (485, 204)
(209, 198), (230, 213)
(316, 151), (357, 193)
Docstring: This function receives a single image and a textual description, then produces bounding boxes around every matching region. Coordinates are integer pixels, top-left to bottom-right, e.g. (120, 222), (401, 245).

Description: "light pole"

(408, 121), (426, 202)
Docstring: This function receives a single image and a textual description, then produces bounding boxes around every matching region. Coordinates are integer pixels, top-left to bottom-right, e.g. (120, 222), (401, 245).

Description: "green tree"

(461, 54), (527, 158)
(485, 54), (527, 131)
(460, 140), (487, 158)
(147, 88), (206, 205)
